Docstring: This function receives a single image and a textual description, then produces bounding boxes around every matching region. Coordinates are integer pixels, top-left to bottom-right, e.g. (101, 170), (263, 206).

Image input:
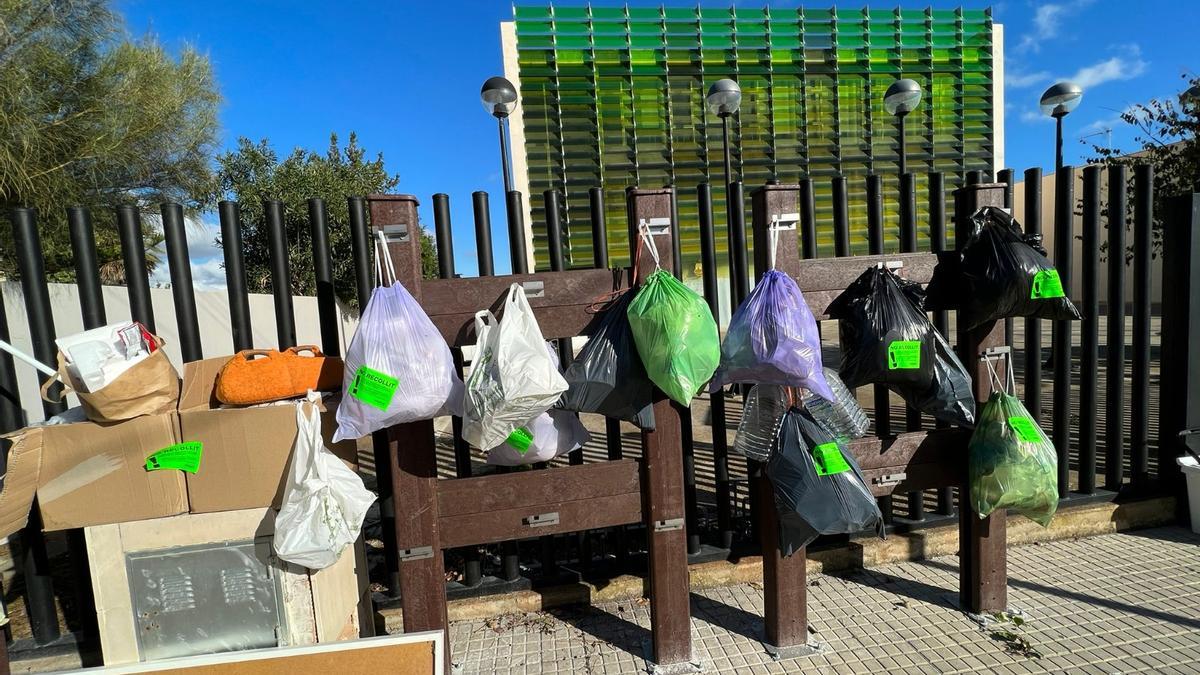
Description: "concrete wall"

(1010, 167), (1164, 307)
(1, 282), (361, 426)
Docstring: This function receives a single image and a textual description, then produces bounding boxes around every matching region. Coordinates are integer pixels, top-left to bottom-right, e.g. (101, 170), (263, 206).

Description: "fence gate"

(368, 188), (697, 672)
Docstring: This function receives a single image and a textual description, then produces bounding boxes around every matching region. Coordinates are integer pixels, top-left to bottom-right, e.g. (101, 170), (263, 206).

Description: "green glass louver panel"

(514, 4), (994, 270)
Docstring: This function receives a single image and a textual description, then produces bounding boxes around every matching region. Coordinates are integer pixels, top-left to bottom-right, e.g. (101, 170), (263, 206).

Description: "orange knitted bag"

(215, 346), (344, 406)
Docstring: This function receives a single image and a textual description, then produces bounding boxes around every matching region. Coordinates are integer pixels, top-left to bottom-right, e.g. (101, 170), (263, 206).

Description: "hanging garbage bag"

(766, 407), (884, 556)
(463, 284), (570, 450)
(276, 393), (377, 570)
(334, 234), (463, 443)
(626, 225), (720, 406)
(826, 266), (976, 428)
(556, 290), (655, 430)
(927, 206), (1082, 329)
(969, 356), (1058, 526)
(486, 409), (591, 466)
(712, 265), (833, 400)
(801, 367), (870, 441)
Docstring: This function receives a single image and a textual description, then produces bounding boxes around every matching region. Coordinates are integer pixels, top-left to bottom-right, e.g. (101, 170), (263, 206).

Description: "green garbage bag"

(968, 362), (1058, 526)
(627, 268), (720, 406)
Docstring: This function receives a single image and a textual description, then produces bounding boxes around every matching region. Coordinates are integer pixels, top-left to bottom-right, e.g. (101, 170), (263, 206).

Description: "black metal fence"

(0, 163), (1188, 658)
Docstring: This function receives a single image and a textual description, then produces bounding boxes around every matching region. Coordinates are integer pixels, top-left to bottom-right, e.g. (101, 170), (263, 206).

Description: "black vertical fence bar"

(432, 194), (456, 278)
(999, 169), (1016, 350)
(966, 170), (982, 186)
(0, 299), (22, 432)
(349, 196), (400, 598)
(898, 172), (923, 521)
(832, 177), (851, 257)
(473, 192), (496, 277)
(219, 201), (254, 351)
(1130, 165), (1153, 487)
(698, 183), (733, 551)
(347, 197), (374, 312)
(589, 188), (622, 463)
(1078, 166), (1101, 494)
(67, 207), (106, 328)
(866, 175), (884, 254)
(928, 172), (955, 516)
(1052, 167), (1075, 497)
(506, 191), (529, 274)
(1023, 169), (1044, 422)
(116, 204), (156, 332)
(500, 191), (524, 583)
(308, 198), (340, 356)
(727, 181), (749, 307)
(1105, 165), (1128, 490)
(860, 176), (892, 523)
(799, 178), (818, 260)
(666, 188), (700, 556)
(264, 200), (296, 349)
(10, 208), (63, 645)
(161, 202), (203, 361)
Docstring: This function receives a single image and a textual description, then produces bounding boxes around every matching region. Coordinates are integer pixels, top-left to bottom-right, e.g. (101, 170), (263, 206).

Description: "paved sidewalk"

(449, 526), (1200, 673)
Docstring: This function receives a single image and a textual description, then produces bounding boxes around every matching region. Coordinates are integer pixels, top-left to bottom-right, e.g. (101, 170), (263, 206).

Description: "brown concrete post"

(749, 184), (816, 657)
(626, 187), (697, 671)
(952, 183), (1009, 614)
(366, 195), (450, 663)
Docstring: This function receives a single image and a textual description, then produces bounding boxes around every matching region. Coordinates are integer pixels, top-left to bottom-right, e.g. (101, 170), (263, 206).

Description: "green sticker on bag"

(350, 366), (398, 411)
(1008, 416), (1043, 443)
(887, 340), (922, 370)
(145, 442), (203, 474)
(811, 442), (852, 476)
(1031, 269), (1065, 299)
(507, 427), (534, 454)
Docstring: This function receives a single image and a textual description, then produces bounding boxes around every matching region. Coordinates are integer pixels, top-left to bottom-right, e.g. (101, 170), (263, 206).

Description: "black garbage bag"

(766, 407), (884, 556)
(556, 290), (655, 430)
(826, 266), (976, 428)
(927, 206), (1082, 329)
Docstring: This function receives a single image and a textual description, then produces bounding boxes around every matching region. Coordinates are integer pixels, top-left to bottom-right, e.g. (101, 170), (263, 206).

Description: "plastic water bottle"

(802, 367), (870, 440)
(733, 384), (791, 461)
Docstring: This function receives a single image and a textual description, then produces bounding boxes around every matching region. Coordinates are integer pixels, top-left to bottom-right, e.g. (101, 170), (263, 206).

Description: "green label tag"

(145, 442), (203, 474)
(887, 340), (922, 370)
(1031, 269), (1065, 299)
(506, 427), (534, 454)
(349, 366), (398, 411)
(1008, 416), (1043, 443)
(811, 442), (852, 476)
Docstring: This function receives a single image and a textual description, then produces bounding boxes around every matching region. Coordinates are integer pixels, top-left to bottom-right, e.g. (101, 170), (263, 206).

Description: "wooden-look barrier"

(368, 188), (697, 673)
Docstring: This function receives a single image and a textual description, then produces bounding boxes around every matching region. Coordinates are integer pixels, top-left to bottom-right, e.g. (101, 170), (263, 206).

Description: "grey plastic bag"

(766, 407), (884, 556)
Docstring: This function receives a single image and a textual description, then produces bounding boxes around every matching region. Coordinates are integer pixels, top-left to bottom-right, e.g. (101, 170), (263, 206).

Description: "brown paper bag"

(42, 336), (180, 423)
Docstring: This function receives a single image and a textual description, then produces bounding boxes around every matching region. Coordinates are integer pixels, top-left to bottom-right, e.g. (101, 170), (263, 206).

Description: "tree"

(0, 0), (220, 280)
(1087, 74), (1199, 260)
(207, 134), (437, 307)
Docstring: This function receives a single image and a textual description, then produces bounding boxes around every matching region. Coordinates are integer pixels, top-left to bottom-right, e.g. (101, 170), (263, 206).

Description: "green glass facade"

(509, 5), (996, 274)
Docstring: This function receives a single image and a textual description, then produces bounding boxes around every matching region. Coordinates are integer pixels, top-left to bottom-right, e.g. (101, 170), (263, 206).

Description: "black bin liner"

(926, 206), (1082, 329)
(826, 266), (976, 428)
(766, 407), (884, 556)
(557, 290), (655, 430)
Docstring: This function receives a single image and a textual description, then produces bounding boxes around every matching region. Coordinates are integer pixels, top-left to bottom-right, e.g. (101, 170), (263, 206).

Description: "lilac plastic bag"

(712, 269), (833, 401)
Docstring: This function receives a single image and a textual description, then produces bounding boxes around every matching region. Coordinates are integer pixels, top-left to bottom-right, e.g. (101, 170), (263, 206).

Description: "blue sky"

(119, 0), (1197, 284)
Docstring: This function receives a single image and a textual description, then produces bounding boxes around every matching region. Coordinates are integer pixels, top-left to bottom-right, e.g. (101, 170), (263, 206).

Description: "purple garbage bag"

(712, 269), (834, 401)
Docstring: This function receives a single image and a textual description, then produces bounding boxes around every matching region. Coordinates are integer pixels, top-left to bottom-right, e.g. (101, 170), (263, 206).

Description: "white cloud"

(1020, 109), (1054, 124)
(1018, 0), (1096, 52)
(1067, 45), (1147, 89)
(1007, 69), (1052, 89)
(188, 255), (229, 292)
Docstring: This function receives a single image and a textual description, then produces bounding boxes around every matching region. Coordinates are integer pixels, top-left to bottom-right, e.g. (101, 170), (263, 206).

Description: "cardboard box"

(0, 415), (189, 534)
(177, 358), (357, 514)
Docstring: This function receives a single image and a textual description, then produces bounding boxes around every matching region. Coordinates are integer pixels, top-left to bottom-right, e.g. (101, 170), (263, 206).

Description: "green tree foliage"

(0, 0), (220, 280)
(1088, 74), (1200, 260)
(207, 134), (436, 306)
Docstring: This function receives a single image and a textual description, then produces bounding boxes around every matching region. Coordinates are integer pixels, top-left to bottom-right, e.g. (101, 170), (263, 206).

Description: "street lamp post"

(1040, 81), (1084, 172)
(481, 76), (519, 193)
(706, 79), (744, 304)
(884, 79), (922, 175)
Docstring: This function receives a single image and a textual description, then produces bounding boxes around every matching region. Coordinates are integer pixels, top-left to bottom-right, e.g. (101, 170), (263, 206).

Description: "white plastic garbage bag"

(333, 233), (463, 442)
(486, 409), (590, 466)
(275, 393), (377, 570)
(463, 284), (569, 449)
